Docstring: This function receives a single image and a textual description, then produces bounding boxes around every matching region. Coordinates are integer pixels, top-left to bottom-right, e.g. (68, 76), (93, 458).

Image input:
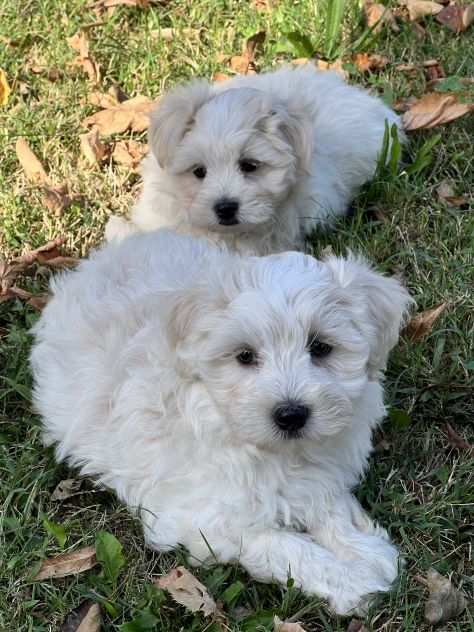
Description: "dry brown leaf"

(15, 138), (48, 184)
(67, 30), (100, 84)
(229, 31), (265, 75)
(402, 0), (443, 21)
(436, 180), (467, 207)
(212, 72), (231, 82)
(363, 2), (400, 32)
(42, 184), (72, 216)
(346, 620), (368, 632)
(33, 546), (97, 580)
(27, 294), (49, 310)
(273, 615), (307, 631)
(353, 53), (389, 72)
(156, 566), (220, 617)
(423, 59), (445, 81)
(444, 423), (473, 452)
(421, 569), (467, 624)
(52, 478), (84, 501)
(0, 67), (11, 105)
(80, 127), (109, 166)
(402, 93), (474, 131)
(112, 140), (147, 169)
(412, 21), (427, 39)
(404, 303), (447, 341)
(315, 58), (348, 80)
(436, 3), (474, 32)
(82, 95), (155, 134)
(152, 27), (201, 41)
(12, 237), (65, 266)
(60, 601), (101, 632)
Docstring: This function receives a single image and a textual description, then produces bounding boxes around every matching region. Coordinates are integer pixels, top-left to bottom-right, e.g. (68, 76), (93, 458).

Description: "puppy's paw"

(326, 558), (397, 616)
(105, 215), (137, 243)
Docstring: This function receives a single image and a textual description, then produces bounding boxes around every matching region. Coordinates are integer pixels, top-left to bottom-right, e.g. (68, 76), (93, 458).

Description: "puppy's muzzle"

(214, 199), (239, 226)
(272, 401), (310, 437)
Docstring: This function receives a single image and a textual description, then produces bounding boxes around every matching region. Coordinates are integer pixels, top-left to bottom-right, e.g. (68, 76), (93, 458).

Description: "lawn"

(0, 1), (473, 630)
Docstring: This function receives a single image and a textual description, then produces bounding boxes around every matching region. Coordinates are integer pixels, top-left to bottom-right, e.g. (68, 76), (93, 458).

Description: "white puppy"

(31, 230), (411, 614)
(106, 66), (402, 254)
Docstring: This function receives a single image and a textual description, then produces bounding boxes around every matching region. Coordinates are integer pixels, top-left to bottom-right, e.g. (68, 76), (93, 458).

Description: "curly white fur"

(106, 66), (403, 254)
(31, 230), (412, 614)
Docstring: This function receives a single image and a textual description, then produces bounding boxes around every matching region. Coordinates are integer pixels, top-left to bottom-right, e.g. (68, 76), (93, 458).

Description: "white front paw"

(325, 557), (399, 616)
(105, 216), (136, 242)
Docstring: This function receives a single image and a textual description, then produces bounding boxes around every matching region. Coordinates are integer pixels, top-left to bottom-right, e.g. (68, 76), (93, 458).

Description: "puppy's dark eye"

(308, 336), (332, 360)
(239, 160), (258, 174)
(236, 348), (257, 366)
(193, 166), (207, 179)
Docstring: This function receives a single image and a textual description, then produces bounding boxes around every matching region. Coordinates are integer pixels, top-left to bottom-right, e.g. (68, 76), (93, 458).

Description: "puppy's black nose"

(273, 401), (310, 434)
(214, 199), (239, 225)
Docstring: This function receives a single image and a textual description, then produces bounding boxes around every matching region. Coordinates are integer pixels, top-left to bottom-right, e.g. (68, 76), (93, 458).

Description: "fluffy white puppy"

(31, 230), (411, 614)
(106, 66), (402, 254)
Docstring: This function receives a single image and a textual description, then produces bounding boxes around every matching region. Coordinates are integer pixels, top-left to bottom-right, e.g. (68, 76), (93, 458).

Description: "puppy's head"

(170, 252), (412, 449)
(149, 81), (311, 234)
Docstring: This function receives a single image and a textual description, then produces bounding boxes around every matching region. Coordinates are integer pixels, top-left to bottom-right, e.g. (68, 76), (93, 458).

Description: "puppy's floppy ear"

(324, 254), (414, 376)
(148, 80), (211, 168)
(262, 101), (312, 173)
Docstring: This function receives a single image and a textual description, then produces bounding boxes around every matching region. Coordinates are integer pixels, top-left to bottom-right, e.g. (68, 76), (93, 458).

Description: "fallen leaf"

(353, 53), (389, 72)
(80, 127), (109, 166)
(12, 237), (65, 266)
(403, 303), (447, 341)
(252, 0), (273, 9)
(423, 59), (445, 81)
(315, 58), (348, 80)
(0, 68), (11, 105)
(346, 620), (368, 632)
(41, 184), (72, 216)
(33, 546), (97, 580)
(112, 140), (147, 169)
(395, 63), (418, 73)
(421, 569), (467, 624)
(152, 27), (201, 41)
(363, 2), (400, 32)
(51, 478), (84, 501)
(402, 93), (474, 131)
(273, 615), (307, 631)
(229, 31), (265, 75)
(15, 138), (48, 184)
(156, 566), (220, 617)
(412, 21), (427, 39)
(60, 601), (101, 632)
(27, 294), (49, 310)
(436, 3), (474, 32)
(436, 180), (467, 207)
(67, 30), (100, 84)
(100, 0), (150, 7)
(88, 85), (129, 108)
(402, 0), (443, 21)
(212, 72), (231, 82)
(82, 95), (155, 134)
(444, 423), (473, 452)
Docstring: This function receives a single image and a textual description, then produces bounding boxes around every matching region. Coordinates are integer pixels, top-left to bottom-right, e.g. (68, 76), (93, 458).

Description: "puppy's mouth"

(217, 217), (239, 227)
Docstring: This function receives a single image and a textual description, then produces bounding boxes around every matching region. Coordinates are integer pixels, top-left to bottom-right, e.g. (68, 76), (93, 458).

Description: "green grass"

(1, 1), (473, 630)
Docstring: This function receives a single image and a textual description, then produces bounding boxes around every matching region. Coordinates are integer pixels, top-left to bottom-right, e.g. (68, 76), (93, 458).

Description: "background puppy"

(31, 230), (411, 615)
(106, 66), (402, 254)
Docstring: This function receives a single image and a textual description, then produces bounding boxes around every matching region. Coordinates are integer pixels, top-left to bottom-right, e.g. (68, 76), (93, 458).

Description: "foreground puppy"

(106, 66), (402, 254)
(31, 230), (411, 614)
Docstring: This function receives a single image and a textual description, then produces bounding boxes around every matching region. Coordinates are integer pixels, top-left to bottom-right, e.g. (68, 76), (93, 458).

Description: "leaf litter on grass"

(415, 569), (467, 624)
(156, 566), (223, 618)
(33, 546), (97, 580)
(82, 95), (156, 134)
(403, 303), (447, 341)
(67, 30), (101, 84)
(60, 601), (101, 632)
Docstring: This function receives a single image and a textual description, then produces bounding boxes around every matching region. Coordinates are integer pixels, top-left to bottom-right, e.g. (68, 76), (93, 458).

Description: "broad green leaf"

(120, 608), (159, 632)
(43, 518), (67, 548)
(389, 408), (411, 430)
(95, 531), (125, 585)
(222, 580), (244, 605)
(275, 31), (314, 57)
